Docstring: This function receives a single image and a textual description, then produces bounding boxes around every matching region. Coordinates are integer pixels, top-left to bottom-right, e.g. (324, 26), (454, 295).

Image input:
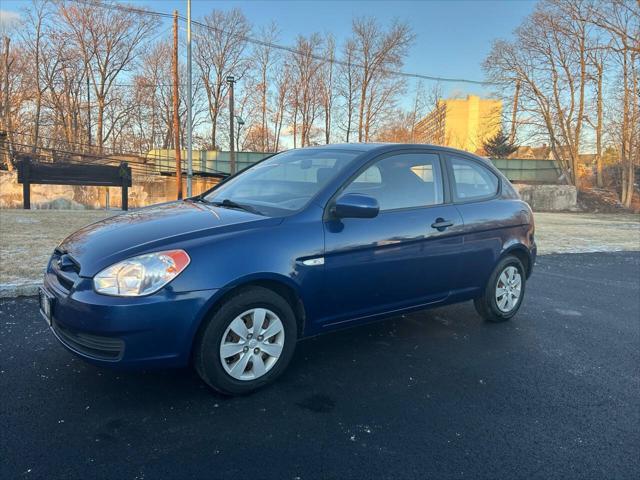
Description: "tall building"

(415, 95), (502, 154)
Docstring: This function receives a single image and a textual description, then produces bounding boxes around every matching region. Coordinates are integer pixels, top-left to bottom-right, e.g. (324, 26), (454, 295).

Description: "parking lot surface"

(1, 252), (639, 479)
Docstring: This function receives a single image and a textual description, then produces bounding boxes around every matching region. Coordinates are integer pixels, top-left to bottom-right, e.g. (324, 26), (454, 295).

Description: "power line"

(69, 0), (494, 86)
(43, 79), (199, 88)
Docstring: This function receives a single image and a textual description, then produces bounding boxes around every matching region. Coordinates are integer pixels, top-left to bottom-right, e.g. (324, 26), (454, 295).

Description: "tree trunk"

(292, 107), (298, 149)
(31, 18), (43, 153)
(261, 70), (267, 151)
(172, 11), (182, 199)
(595, 64), (604, 188)
(357, 81), (367, 142)
(510, 80), (520, 144)
(32, 93), (41, 152)
(2, 36), (13, 171)
(97, 98), (104, 153)
(622, 51), (637, 208)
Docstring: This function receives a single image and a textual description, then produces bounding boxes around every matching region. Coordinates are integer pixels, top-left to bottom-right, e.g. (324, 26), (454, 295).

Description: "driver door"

(318, 151), (463, 327)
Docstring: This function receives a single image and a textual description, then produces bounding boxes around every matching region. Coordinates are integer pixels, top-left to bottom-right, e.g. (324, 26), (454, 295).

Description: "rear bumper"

(42, 274), (218, 368)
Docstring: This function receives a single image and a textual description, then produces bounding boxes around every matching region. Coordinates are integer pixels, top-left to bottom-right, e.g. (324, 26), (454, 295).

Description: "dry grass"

(0, 209), (115, 284)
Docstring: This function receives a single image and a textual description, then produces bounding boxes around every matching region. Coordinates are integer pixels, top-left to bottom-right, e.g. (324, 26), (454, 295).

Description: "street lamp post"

(227, 75), (236, 175)
(235, 116), (245, 154)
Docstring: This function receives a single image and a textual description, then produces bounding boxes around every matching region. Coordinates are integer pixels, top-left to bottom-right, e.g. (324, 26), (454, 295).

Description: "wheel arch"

(189, 274), (306, 362)
(501, 244), (533, 278)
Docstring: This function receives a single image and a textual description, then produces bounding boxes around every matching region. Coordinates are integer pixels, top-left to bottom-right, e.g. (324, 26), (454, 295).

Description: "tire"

(474, 255), (526, 323)
(194, 286), (298, 395)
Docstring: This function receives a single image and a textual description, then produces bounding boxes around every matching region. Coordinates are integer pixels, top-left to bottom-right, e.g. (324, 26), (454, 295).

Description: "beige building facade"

(415, 95), (502, 154)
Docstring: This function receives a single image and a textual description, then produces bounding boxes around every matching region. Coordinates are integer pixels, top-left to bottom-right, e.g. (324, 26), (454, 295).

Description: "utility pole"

(227, 75), (236, 175)
(172, 10), (183, 199)
(186, 0), (193, 197)
(510, 79), (520, 144)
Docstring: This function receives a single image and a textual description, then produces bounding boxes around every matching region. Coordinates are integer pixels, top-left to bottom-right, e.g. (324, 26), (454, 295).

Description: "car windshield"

(203, 149), (360, 215)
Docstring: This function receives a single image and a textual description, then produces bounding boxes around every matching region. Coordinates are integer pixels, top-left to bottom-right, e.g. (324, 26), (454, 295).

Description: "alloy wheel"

(495, 265), (522, 313)
(219, 308), (285, 381)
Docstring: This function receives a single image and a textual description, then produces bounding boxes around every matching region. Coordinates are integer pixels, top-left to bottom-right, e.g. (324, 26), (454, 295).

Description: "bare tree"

(585, 39), (608, 187)
(583, 0), (639, 206)
(485, 0), (638, 205)
(406, 81), (427, 142)
(350, 17), (414, 142)
(194, 8), (251, 149)
(336, 39), (359, 142)
(271, 64), (290, 151)
(288, 34), (324, 147)
(428, 83), (446, 145)
(59, 0), (157, 152)
(19, 0), (53, 151)
(319, 35), (336, 144)
(41, 34), (85, 149)
(1, 36), (15, 169)
(1, 34), (31, 169)
(375, 109), (414, 143)
(252, 22), (279, 151)
(484, 0), (591, 186)
(132, 41), (173, 151)
(33, 21), (90, 150)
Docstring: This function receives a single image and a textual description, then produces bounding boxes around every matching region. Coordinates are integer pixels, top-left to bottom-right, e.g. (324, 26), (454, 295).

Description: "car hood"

(58, 201), (281, 277)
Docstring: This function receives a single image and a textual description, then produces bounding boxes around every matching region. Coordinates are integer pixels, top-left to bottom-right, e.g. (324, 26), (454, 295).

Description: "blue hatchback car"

(41, 144), (536, 394)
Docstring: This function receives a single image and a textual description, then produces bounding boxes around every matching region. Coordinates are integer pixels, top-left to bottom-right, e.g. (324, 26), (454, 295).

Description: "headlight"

(94, 250), (190, 297)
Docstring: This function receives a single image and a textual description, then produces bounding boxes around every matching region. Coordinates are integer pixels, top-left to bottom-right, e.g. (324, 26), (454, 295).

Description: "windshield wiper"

(208, 198), (263, 215)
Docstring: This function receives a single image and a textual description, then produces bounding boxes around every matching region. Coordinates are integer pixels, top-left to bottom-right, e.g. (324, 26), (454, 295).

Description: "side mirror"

(333, 193), (379, 219)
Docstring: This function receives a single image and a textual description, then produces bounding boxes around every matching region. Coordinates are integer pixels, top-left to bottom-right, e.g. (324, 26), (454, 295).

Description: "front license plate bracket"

(39, 287), (54, 326)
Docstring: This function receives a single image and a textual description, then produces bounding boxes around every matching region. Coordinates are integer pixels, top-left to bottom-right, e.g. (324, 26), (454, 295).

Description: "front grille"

(50, 249), (81, 293)
(52, 320), (124, 361)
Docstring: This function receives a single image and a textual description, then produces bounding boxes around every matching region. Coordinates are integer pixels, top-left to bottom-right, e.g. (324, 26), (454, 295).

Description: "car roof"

(297, 143), (481, 157)
(297, 143), (502, 178)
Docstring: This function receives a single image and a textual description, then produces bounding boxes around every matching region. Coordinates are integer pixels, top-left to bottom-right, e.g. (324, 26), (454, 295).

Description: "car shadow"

(69, 299), (506, 406)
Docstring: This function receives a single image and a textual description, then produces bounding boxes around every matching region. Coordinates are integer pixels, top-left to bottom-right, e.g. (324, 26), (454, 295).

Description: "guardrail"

(148, 149), (270, 177)
(147, 149), (562, 184)
(490, 158), (561, 184)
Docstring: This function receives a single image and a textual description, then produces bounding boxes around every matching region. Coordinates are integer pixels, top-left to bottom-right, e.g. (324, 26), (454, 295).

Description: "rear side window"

(450, 156), (499, 201)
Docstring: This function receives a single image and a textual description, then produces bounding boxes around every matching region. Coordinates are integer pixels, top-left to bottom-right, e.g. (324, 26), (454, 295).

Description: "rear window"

(450, 156), (499, 201)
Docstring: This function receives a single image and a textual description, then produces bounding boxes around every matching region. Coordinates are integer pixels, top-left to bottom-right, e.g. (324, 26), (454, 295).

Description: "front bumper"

(42, 270), (217, 368)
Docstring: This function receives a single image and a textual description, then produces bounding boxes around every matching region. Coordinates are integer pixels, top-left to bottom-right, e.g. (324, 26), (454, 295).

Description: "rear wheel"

(194, 287), (297, 395)
(474, 255), (526, 323)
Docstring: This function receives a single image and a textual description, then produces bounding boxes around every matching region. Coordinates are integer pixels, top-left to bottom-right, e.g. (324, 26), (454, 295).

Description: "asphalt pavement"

(1, 252), (639, 479)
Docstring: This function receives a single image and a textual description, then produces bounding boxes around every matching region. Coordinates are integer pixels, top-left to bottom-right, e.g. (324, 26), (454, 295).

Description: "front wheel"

(474, 256), (526, 323)
(194, 287), (298, 395)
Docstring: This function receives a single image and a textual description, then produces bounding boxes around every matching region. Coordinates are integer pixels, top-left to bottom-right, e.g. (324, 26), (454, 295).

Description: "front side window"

(343, 153), (443, 211)
(450, 156), (499, 201)
(204, 149), (360, 215)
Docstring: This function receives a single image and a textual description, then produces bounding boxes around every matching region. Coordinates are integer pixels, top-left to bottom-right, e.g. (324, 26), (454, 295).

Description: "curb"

(0, 282), (41, 298)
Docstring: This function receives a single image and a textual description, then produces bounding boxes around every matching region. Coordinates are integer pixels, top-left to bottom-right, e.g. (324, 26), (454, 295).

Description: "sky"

(2, 0), (536, 98)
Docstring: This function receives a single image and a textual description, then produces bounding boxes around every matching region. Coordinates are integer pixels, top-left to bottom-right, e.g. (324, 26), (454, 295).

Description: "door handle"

(431, 218), (453, 231)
